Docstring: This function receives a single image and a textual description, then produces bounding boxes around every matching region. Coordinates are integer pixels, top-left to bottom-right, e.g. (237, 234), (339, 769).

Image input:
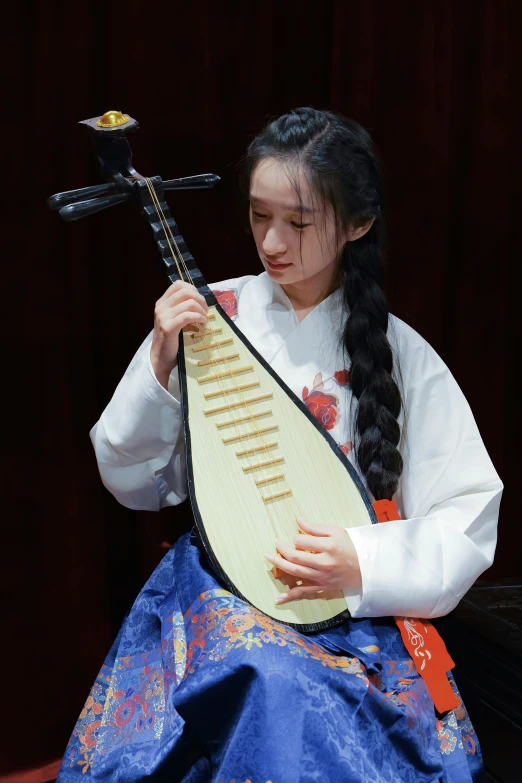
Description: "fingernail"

(264, 553), (273, 562)
(275, 595), (287, 605)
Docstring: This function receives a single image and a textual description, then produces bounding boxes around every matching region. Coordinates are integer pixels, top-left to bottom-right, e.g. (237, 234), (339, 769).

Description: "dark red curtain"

(2, 0), (520, 776)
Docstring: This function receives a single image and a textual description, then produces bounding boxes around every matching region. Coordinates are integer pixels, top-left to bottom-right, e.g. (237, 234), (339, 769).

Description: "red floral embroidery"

(82, 720), (101, 748)
(334, 369), (351, 386)
(214, 288), (238, 319)
(302, 388), (339, 430)
(114, 699), (136, 727)
(339, 441), (353, 455)
(224, 613), (256, 635)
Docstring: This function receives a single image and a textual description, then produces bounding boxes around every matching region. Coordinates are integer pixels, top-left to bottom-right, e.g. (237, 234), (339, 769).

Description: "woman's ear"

(347, 218), (375, 242)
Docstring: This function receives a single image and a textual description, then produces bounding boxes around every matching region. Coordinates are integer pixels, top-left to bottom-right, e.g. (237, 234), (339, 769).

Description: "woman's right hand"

(150, 280), (209, 389)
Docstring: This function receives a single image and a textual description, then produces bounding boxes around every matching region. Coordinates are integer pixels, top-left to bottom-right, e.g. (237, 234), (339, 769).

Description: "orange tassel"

(372, 499), (458, 713)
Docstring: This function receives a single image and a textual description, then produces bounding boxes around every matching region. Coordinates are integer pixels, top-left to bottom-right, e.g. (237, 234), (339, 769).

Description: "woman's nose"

(262, 227), (287, 256)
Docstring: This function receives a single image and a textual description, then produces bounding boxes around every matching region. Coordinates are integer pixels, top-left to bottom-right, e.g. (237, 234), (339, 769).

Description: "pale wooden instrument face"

(182, 305), (373, 629)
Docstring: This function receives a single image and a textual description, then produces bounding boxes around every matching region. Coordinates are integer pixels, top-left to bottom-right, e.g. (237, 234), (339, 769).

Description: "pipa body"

(179, 304), (377, 631)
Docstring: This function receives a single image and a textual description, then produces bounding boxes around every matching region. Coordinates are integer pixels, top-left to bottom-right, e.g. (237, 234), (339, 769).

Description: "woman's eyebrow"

(249, 196), (315, 215)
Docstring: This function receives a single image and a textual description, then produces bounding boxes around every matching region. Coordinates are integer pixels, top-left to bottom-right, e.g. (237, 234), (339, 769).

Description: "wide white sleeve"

(343, 334), (503, 619)
(90, 275), (256, 511)
(90, 330), (188, 511)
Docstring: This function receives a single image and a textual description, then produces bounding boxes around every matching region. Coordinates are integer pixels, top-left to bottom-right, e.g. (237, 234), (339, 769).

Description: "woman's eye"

(251, 210), (309, 229)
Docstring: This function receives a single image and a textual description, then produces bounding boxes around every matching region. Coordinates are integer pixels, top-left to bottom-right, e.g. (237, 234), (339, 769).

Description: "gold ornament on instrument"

(96, 110), (130, 128)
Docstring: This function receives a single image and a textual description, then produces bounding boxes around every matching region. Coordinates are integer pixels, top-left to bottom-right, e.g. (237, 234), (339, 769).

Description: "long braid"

(342, 227), (403, 500)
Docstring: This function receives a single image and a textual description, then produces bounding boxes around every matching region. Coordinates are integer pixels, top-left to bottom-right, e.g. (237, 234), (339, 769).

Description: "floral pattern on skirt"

(57, 532), (485, 783)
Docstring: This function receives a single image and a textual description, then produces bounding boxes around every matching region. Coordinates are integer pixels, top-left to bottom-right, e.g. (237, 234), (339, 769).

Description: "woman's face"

(249, 157), (343, 294)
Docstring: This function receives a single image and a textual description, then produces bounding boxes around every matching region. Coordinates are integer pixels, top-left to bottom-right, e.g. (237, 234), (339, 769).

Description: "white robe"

(90, 272), (503, 621)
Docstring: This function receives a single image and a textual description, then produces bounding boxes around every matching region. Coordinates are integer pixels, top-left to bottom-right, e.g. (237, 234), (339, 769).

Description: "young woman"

(58, 108), (502, 783)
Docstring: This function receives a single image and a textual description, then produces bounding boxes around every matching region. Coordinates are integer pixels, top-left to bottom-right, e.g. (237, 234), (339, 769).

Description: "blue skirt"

(57, 531), (485, 783)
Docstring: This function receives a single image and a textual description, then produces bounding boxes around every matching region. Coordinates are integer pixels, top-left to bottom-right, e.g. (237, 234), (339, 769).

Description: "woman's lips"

(265, 257), (291, 271)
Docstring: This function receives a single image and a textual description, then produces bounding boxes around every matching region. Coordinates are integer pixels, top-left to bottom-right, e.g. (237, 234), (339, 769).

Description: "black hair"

(240, 107), (404, 501)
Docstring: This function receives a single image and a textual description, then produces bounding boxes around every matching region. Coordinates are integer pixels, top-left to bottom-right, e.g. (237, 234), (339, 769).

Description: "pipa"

(48, 111), (377, 632)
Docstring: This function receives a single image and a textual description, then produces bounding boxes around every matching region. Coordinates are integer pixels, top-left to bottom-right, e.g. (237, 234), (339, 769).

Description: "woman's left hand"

(265, 516), (362, 605)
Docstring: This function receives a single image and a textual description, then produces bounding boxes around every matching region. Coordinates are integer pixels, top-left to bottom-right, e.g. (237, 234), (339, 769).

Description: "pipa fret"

(222, 425), (278, 444)
(216, 410), (272, 428)
(198, 365), (253, 384)
(262, 489), (293, 503)
(204, 393), (273, 416)
(242, 457), (285, 473)
(255, 473), (285, 486)
(204, 381), (260, 400)
(192, 338), (233, 353)
(198, 353), (239, 367)
(236, 441), (278, 457)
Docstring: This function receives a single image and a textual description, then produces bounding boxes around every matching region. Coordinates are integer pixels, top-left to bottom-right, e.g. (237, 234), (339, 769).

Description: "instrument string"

(145, 178), (309, 560)
(144, 178), (194, 284)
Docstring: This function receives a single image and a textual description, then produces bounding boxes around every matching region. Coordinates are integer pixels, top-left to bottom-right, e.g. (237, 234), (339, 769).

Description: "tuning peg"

(58, 193), (130, 221)
(163, 174), (221, 191)
(48, 183), (119, 210)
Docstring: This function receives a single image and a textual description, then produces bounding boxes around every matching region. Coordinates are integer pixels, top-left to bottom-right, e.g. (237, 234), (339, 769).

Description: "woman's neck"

(281, 264), (340, 321)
